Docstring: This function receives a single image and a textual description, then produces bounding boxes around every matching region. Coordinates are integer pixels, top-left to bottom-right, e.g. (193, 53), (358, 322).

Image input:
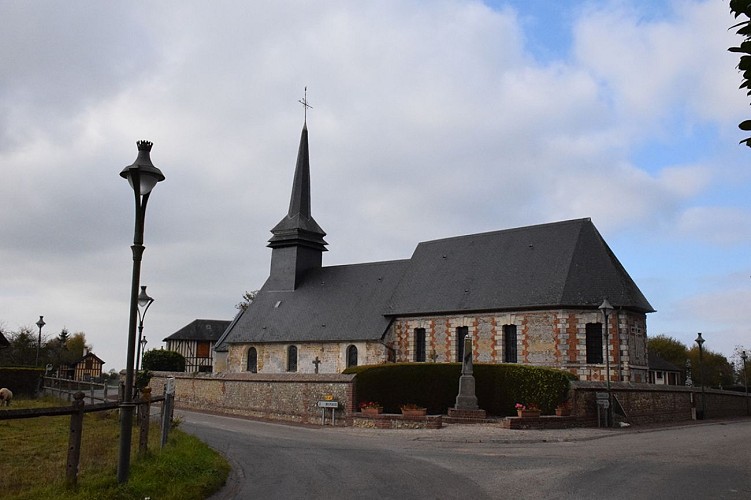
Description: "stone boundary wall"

(571, 382), (749, 424)
(150, 371), (355, 425)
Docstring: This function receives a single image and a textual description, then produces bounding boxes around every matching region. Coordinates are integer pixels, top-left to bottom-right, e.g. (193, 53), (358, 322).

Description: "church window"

(586, 323), (603, 364)
(347, 345), (358, 367)
(503, 325), (517, 363)
(247, 347), (258, 373)
(287, 345), (298, 372)
(414, 328), (426, 362)
(456, 326), (468, 362)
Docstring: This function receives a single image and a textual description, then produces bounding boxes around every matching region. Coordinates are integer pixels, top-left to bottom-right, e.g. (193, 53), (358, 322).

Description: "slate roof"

(225, 260), (409, 344)
(163, 319), (232, 343)
(648, 352), (682, 372)
(386, 218), (654, 315)
(0, 331), (9, 348)
(220, 218), (654, 346)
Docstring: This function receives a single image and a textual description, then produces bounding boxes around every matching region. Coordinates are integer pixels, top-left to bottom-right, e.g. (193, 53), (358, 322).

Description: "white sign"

(317, 401), (338, 408)
(597, 400), (610, 409)
(596, 392), (609, 399)
(165, 377), (176, 395)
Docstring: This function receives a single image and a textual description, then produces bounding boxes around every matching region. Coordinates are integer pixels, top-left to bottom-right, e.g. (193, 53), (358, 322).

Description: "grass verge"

(0, 396), (230, 500)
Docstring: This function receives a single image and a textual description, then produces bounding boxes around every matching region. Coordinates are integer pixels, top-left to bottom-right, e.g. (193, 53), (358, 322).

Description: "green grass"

(0, 397), (230, 500)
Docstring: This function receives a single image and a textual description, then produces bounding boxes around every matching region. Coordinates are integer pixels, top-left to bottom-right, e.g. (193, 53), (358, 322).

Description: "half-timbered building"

(164, 319), (230, 373)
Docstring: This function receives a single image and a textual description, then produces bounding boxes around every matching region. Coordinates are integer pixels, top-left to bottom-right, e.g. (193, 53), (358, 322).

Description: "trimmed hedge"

(344, 363), (575, 416)
(0, 367), (44, 396)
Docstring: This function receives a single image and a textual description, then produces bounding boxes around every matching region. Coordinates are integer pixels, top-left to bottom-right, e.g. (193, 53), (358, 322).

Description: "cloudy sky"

(1, 0), (749, 371)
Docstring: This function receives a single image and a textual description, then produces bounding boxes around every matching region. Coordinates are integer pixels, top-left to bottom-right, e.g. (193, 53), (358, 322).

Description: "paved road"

(179, 411), (751, 500)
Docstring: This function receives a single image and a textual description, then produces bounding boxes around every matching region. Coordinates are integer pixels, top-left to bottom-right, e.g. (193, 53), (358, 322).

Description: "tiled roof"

(163, 319), (232, 342)
(222, 218), (653, 345)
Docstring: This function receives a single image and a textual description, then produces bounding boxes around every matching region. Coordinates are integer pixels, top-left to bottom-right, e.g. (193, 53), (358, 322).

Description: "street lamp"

(35, 316), (45, 366)
(741, 350), (748, 416)
(139, 336), (148, 371)
(135, 286), (154, 372)
(599, 299), (614, 426)
(117, 140), (165, 484)
(695, 332), (706, 420)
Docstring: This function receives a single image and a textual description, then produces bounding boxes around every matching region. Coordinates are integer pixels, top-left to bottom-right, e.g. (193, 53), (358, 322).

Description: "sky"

(1, 0), (750, 372)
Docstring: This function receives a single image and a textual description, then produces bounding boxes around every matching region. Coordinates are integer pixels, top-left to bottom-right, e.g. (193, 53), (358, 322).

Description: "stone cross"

(312, 356), (321, 374)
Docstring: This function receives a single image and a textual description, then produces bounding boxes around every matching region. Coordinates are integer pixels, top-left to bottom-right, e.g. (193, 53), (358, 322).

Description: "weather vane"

(298, 86), (312, 123)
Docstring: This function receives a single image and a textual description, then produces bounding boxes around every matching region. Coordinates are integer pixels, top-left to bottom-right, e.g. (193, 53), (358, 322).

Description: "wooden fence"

(0, 388), (174, 487)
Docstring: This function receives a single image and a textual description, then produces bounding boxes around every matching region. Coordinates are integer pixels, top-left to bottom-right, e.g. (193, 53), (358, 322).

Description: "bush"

(344, 363), (575, 416)
(142, 350), (186, 372)
(0, 367), (44, 396)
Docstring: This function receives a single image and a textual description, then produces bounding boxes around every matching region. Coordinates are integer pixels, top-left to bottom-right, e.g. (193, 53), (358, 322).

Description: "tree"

(0, 327), (38, 366)
(142, 349), (186, 372)
(65, 332), (92, 361)
(687, 346), (734, 389)
(729, 0), (751, 146)
(647, 335), (688, 368)
(235, 290), (259, 311)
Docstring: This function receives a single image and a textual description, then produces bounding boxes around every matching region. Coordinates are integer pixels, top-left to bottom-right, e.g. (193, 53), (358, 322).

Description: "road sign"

(596, 392), (609, 399)
(317, 400), (338, 408)
(597, 400), (610, 409)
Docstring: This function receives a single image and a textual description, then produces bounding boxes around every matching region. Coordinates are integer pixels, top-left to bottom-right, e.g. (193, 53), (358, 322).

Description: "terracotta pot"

(401, 408), (427, 417)
(361, 407), (383, 416)
(517, 409), (541, 418)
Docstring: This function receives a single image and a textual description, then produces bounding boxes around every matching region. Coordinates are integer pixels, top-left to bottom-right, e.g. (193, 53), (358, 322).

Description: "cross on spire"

(298, 86), (313, 123)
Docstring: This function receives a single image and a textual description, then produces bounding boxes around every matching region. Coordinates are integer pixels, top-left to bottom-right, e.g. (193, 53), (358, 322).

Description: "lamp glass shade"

(598, 299), (614, 315)
(695, 333), (705, 346)
(137, 286), (154, 308)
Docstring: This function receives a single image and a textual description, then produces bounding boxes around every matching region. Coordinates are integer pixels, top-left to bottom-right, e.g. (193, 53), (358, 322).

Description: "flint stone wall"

(150, 371), (355, 425)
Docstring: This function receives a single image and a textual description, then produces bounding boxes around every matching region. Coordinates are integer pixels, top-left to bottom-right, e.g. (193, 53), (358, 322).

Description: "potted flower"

(515, 402), (541, 418)
(555, 401), (571, 417)
(359, 401), (383, 416)
(400, 403), (427, 417)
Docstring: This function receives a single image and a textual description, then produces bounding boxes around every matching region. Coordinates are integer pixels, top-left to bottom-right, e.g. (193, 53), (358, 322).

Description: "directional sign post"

(318, 400), (339, 425)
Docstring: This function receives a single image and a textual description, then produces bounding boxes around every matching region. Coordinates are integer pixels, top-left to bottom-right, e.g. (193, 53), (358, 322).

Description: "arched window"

(247, 347), (258, 373)
(347, 345), (358, 367)
(456, 326), (468, 362)
(414, 328), (426, 362)
(503, 325), (517, 363)
(586, 323), (603, 364)
(287, 345), (298, 372)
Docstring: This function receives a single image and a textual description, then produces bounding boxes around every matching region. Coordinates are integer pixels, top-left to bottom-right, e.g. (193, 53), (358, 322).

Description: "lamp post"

(35, 315), (45, 366)
(741, 350), (748, 416)
(139, 336), (148, 371)
(135, 286), (154, 372)
(117, 140), (165, 484)
(599, 299), (614, 426)
(695, 332), (706, 420)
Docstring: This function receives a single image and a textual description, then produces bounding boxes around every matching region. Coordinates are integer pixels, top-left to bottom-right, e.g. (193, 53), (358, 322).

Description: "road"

(179, 411), (751, 499)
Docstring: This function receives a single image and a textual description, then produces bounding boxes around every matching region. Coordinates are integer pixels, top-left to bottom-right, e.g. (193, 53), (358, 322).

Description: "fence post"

(139, 387), (151, 456)
(161, 377), (175, 448)
(66, 392), (86, 488)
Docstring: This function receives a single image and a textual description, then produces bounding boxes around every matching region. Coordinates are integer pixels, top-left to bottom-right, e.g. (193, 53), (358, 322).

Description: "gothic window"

(456, 326), (468, 362)
(287, 345), (298, 372)
(586, 323), (603, 364)
(414, 328), (426, 362)
(247, 347), (258, 373)
(503, 325), (517, 363)
(347, 345), (358, 367)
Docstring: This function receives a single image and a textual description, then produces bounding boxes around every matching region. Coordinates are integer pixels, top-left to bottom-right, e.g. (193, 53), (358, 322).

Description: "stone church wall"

(150, 371), (355, 424)
(388, 309), (649, 382)
(224, 341), (389, 374)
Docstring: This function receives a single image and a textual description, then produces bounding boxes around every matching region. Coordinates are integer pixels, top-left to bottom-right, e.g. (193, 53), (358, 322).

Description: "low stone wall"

(351, 413), (443, 429)
(571, 382), (749, 424)
(150, 371), (355, 425)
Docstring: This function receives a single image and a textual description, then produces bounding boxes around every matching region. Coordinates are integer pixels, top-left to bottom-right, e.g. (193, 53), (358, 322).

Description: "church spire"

(266, 115), (327, 291)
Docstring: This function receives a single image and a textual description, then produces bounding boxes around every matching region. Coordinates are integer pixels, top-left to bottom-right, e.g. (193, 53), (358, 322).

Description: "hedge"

(343, 363), (575, 416)
(0, 367), (44, 396)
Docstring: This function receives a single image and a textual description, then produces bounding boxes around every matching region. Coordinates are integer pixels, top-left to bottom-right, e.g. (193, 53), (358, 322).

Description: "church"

(214, 120), (654, 383)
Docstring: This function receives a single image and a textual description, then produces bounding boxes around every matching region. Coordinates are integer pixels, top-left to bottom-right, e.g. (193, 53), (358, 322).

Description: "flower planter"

(555, 407), (571, 417)
(361, 407), (383, 416)
(401, 408), (427, 417)
(517, 409), (541, 418)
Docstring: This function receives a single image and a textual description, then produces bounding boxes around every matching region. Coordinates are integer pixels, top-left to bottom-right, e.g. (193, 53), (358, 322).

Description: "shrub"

(142, 350), (186, 372)
(344, 363), (574, 416)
